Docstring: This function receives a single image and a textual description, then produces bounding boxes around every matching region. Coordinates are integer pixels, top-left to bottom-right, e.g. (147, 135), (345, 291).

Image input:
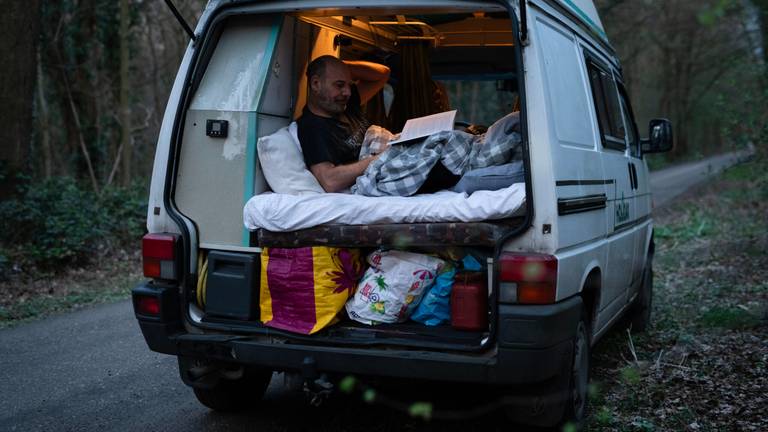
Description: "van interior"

(174, 6), (526, 349)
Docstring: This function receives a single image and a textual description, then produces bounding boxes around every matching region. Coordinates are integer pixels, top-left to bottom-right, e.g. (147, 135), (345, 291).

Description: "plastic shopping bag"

(346, 249), (444, 325)
(260, 247), (362, 334)
(410, 263), (456, 326)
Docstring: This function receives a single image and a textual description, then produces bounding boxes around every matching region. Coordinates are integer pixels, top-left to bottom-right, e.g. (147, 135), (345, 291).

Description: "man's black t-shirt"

(297, 86), (370, 167)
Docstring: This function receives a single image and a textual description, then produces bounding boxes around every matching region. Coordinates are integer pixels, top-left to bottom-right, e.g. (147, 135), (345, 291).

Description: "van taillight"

(142, 233), (179, 280)
(499, 253), (558, 304)
(135, 295), (161, 316)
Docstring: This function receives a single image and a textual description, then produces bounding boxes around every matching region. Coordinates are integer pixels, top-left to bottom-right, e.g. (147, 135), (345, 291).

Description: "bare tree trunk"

(62, 70), (100, 194)
(36, 50), (52, 179)
(0, 0), (42, 197)
(119, 0), (132, 186)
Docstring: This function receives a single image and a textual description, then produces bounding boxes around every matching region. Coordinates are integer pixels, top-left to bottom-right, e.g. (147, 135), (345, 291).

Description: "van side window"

(618, 88), (640, 157)
(586, 62), (626, 151)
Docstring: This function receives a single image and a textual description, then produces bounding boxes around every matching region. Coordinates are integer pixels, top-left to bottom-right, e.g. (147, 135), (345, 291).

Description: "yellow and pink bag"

(260, 247), (362, 334)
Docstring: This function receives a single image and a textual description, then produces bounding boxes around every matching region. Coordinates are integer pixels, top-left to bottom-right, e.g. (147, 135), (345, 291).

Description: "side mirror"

(641, 118), (673, 154)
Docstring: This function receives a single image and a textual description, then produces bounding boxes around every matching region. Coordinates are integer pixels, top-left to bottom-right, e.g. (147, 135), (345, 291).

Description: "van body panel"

(146, 44), (194, 236)
(532, 15), (607, 252)
(554, 239), (605, 301)
(175, 110), (254, 246)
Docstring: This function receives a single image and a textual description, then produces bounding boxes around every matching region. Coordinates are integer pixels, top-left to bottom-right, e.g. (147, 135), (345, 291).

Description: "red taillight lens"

(500, 253), (558, 304)
(136, 295), (161, 316)
(142, 233), (178, 279)
(143, 233), (176, 259)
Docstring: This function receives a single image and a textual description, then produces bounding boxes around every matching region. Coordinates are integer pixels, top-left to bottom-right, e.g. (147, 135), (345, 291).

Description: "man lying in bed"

(297, 55), (390, 192)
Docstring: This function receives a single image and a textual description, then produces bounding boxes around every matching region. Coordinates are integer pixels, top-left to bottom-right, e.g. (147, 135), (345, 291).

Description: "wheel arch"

(578, 264), (601, 331)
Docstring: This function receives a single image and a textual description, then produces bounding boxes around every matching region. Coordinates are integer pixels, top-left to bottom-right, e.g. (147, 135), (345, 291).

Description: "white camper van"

(133, 0), (672, 426)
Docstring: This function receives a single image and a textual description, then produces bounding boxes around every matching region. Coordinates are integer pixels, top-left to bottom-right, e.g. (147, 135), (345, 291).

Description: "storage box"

(205, 251), (259, 320)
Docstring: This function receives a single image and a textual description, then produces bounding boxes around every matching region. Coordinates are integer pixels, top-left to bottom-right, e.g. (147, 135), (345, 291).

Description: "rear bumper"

(133, 279), (582, 385)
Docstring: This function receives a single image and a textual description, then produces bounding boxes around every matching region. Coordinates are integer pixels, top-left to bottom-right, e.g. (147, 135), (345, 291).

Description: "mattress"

(243, 183), (526, 232)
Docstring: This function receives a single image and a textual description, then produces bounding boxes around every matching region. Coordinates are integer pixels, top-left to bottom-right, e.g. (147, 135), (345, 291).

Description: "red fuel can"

(451, 273), (488, 331)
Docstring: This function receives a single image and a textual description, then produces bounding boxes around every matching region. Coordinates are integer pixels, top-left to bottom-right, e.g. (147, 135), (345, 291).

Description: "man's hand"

(309, 155), (379, 193)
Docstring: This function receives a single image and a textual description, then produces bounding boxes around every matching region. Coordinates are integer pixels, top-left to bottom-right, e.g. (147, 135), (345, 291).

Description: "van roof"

(199, 0), (610, 47)
(551, 0), (607, 43)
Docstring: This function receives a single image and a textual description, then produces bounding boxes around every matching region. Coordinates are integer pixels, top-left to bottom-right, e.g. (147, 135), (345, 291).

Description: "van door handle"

(630, 163), (638, 190)
(627, 163), (636, 189)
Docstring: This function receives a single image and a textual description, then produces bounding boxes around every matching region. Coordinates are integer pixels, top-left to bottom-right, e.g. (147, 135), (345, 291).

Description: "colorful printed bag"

(346, 250), (444, 325)
(260, 247), (362, 334)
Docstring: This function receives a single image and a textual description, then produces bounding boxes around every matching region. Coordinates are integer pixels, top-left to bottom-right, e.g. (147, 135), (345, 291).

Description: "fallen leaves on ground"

(588, 158), (768, 431)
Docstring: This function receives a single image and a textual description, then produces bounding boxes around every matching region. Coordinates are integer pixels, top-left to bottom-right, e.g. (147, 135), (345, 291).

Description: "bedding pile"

(352, 112), (523, 197)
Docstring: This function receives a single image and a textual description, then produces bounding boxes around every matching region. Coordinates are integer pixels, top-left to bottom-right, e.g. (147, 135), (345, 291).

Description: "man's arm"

(344, 60), (390, 105)
(309, 156), (379, 193)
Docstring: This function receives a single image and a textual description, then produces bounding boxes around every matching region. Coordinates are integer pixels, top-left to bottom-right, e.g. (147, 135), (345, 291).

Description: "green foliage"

(0, 177), (146, 269)
(644, 154), (677, 171)
(697, 0), (737, 26)
(654, 208), (714, 243)
(362, 388), (377, 403)
(619, 365), (642, 386)
(699, 307), (761, 329)
(339, 376), (356, 394)
(592, 406), (615, 428)
(408, 402), (433, 421)
(0, 268), (138, 327)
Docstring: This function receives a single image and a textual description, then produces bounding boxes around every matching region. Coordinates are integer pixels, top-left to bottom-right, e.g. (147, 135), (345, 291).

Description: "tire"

(629, 263), (653, 333)
(192, 366), (272, 412)
(562, 309), (591, 427)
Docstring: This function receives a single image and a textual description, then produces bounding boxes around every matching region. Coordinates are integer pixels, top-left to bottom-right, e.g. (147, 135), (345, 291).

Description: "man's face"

(310, 62), (352, 116)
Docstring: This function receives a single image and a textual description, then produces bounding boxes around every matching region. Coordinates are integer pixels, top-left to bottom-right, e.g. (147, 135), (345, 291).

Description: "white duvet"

(243, 183), (526, 232)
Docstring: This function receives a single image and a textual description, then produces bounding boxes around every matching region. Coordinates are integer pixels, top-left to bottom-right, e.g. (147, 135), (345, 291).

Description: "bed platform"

(251, 218), (524, 248)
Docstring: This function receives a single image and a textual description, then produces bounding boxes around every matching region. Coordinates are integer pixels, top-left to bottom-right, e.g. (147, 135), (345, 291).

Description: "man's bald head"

(306, 55), (346, 81)
(307, 55), (352, 117)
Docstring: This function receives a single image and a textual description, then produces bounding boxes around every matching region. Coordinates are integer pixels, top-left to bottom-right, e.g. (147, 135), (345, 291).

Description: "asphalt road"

(650, 150), (750, 208)
(0, 300), (507, 432)
(0, 152), (748, 432)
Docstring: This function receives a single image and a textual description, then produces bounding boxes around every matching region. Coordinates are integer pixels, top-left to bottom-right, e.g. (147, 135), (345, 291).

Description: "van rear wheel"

(192, 366), (272, 412)
(562, 308), (591, 427)
(629, 263), (653, 333)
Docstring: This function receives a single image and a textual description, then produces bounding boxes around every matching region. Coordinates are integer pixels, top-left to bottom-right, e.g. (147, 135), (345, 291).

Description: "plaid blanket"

(352, 112), (522, 196)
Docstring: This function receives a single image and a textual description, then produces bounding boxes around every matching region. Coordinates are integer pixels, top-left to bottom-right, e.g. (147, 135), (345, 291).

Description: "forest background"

(0, 0), (766, 274)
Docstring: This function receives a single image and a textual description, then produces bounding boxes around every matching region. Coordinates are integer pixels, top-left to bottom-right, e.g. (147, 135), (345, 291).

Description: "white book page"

(389, 110), (457, 144)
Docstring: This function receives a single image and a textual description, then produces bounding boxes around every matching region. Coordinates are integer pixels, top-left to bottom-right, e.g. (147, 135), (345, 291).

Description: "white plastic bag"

(346, 250), (444, 325)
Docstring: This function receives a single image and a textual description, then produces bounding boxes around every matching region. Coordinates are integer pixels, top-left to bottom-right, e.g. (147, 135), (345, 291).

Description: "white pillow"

(257, 122), (325, 195)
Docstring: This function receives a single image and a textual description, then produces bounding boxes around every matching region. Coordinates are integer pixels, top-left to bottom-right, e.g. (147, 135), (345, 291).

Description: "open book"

(389, 110), (457, 145)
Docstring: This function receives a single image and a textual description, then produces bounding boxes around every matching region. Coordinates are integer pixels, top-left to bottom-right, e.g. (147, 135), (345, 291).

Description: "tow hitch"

(304, 374), (334, 406)
(300, 356), (334, 406)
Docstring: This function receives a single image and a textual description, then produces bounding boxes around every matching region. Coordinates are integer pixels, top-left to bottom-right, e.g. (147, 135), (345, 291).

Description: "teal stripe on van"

(243, 111), (258, 246)
(254, 17), (283, 112)
(242, 17), (283, 247)
(559, 0), (608, 41)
